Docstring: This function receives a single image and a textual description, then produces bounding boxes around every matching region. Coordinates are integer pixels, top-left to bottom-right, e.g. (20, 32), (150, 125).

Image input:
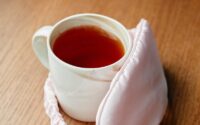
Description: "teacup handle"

(32, 26), (53, 69)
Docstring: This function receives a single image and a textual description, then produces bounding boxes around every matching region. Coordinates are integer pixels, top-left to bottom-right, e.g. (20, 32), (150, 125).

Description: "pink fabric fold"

(96, 19), (168, 125)
(44, 19), (168, 125)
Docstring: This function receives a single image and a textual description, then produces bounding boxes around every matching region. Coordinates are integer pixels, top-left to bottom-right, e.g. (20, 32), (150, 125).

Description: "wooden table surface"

(0, 0), (200, 125)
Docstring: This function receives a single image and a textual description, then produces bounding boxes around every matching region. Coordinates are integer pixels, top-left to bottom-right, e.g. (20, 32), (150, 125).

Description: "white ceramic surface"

(32, 13), (131, 122)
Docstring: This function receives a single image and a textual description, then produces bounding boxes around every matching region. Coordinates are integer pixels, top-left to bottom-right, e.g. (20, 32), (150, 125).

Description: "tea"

(53, 25), (124, 68)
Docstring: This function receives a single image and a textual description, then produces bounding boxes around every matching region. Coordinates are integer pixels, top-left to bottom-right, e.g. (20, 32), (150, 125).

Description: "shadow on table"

(160, 66), (189, 125)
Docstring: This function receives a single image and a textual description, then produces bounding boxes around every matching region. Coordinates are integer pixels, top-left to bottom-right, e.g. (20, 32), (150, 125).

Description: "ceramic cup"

(32, 13), (131, 122)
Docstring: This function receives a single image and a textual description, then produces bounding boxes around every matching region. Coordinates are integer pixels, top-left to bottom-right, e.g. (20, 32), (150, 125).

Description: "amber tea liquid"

(53, 25), (124, 68)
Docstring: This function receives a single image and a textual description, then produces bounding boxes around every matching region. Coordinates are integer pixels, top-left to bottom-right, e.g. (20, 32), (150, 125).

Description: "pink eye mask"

(44, 19), (168, 125)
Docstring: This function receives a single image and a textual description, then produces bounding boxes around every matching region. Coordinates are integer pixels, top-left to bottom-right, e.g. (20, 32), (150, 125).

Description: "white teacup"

(32, 13), (131, 122)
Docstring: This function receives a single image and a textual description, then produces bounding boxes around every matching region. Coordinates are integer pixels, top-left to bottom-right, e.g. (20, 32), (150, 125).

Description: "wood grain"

(0, 0), (200, 124)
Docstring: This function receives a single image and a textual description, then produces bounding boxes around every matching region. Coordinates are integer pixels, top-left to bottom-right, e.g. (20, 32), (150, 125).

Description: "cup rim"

(47, 13), (131, 71)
